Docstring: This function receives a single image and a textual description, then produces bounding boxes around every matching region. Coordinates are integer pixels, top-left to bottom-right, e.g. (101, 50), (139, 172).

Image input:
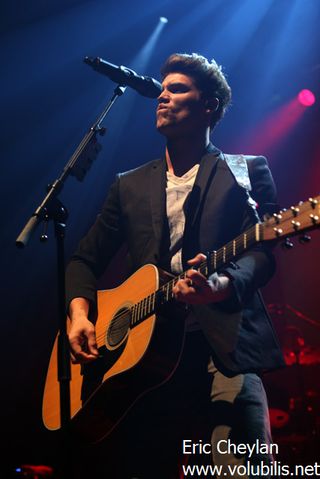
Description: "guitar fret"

(164, 284), (169, 301)
(151, 292), (155, 310)
(255, 223), (260, 242)
(170, 282), (174, 300)
(149, 294), (152, 313)
(200, 263), (207, 276)
(166, 283), (170, 301)
(144, 297), (148, 316)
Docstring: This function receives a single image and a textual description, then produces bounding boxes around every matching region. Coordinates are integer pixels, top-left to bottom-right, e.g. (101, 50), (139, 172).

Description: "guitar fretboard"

(130, 223), (262, 326)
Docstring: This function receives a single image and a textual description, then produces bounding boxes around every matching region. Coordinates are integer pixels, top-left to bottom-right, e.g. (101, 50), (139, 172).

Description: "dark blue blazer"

(65, 144), (285, 376)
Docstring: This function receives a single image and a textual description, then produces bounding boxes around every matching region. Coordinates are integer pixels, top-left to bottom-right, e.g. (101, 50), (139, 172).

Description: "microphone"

(84, 56), (162, 99)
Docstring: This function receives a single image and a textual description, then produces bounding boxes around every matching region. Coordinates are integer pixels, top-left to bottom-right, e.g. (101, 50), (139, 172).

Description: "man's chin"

(156, 123), (169, 136)
(156, 120), (176, 136)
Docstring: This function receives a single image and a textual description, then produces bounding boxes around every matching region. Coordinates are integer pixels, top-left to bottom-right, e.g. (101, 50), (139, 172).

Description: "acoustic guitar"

(42, 196), (320, 443)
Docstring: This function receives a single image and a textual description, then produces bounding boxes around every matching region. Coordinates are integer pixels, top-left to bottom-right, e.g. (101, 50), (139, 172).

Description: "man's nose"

(158, 90), (170, 103)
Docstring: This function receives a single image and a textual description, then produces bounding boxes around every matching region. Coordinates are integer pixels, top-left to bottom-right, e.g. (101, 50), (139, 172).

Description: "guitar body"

(42, 194), (320, 443)
(42, 264), (186, 444)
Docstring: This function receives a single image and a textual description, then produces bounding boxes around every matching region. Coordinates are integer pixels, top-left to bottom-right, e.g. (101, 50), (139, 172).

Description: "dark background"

(1, 0), (320, 474)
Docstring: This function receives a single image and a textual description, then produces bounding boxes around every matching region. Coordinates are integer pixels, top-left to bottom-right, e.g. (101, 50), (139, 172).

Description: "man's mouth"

(157, 105), (169, 112)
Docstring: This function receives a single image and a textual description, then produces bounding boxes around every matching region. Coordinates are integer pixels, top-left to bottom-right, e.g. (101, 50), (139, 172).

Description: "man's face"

(156, 73), (209, 138)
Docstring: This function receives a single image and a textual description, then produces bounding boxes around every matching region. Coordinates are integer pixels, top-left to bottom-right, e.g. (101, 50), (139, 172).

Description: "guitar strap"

(195, 154), (262, 367)
(223, 153), (261, 222)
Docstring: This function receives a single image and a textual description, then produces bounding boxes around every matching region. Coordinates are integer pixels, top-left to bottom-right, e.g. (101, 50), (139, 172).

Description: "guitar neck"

(130, 194), (320, 326)
(160, 223), (260, 299)
(130, 223), (261, 327)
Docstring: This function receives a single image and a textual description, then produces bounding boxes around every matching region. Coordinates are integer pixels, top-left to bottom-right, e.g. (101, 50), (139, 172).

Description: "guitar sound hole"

(107, 307), (131, 348)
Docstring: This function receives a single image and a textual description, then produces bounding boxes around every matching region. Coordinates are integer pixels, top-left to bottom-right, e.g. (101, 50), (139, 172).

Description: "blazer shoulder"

(224, 153), (271, 175)
(119, 158), (164, 180)
(242, 154), (269, 168)
(223, 153), (268, 163)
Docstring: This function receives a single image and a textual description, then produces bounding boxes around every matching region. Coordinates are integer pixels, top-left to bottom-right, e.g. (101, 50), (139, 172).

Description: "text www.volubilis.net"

(182, 461), (320, 477)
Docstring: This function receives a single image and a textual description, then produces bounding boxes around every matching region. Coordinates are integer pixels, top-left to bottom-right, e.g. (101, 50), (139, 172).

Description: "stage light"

(298, 89), (316, 107)
(159, 16), (168, 24)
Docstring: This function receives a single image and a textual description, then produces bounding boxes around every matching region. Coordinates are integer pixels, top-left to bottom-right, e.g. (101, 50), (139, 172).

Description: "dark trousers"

(71, 331), (273, 479)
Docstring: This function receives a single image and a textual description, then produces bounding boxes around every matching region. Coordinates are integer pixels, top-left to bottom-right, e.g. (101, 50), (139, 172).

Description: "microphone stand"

(16, 84), (127, 475)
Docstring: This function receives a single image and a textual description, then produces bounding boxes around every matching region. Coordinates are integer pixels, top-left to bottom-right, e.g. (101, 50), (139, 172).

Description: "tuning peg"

(282, 238), (294, 249)
(310, 214), (319, 225)
(299, 234), (311, 244)
(291, 206), (300, 217)
(291, 220), (301, 231)
(309, 197), (318, 209)
(273, 213), (282, 224)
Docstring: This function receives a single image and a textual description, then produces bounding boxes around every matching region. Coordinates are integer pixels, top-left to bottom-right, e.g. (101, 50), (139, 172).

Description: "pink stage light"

(298, 89), (316, 107)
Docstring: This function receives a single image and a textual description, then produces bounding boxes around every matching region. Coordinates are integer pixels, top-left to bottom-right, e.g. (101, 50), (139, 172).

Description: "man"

(66, 53), (284, 478)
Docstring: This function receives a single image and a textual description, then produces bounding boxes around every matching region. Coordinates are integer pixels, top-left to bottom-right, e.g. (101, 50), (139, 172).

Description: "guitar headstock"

(262, 196), (320, 242)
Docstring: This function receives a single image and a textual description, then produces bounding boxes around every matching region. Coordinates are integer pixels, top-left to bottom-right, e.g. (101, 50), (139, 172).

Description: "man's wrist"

(69, 297), (90, 321)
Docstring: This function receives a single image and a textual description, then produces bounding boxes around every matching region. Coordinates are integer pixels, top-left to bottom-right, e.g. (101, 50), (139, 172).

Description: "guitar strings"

(67, 226), (259, 346)
(44, 226), (260, 398)
(94, 226), (259, 342)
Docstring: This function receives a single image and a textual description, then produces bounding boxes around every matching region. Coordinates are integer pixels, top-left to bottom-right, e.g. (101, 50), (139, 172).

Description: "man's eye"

(170, 86), (188, 93)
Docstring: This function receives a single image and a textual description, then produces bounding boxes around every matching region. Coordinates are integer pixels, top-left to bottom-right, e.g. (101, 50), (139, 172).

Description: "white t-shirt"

(166, 164), (200, 331)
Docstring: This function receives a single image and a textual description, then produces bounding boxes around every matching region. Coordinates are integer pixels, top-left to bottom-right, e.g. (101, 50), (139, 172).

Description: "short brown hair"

(160, 53), (232, 129)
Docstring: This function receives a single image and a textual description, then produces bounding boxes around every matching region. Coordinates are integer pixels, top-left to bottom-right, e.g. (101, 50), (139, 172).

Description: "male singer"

(66, 53), (284, 478)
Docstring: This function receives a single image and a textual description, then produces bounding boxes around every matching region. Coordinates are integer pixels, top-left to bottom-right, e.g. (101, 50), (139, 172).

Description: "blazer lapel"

(185, 144), (221, 228)
(150, 158), (167, 246)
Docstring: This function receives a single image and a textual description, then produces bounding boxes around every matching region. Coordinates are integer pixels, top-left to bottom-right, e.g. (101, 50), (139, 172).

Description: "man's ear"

(205, 98), (219, 112)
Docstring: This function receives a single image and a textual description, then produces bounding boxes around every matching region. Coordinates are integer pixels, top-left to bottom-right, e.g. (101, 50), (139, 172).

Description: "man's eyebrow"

(163, 81), (190, 89)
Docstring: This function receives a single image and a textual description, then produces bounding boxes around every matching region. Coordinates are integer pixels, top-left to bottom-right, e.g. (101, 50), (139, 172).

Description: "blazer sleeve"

(65, 174), (125, 319)
(214, 155), (278, 312)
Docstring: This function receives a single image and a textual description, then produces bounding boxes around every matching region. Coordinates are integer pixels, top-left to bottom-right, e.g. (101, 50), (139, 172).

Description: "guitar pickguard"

(81, 343), (126, 403)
